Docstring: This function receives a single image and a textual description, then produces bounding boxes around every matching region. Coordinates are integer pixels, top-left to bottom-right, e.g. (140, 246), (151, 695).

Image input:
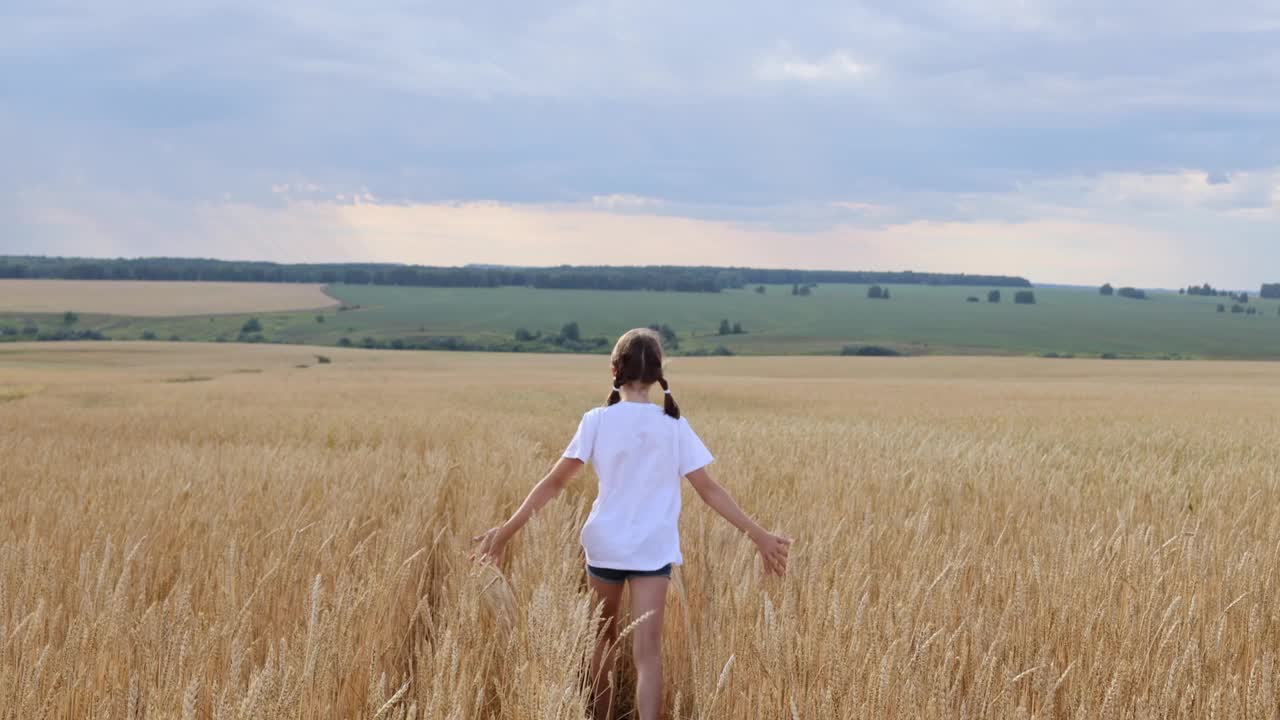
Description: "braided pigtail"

(658, 376), (680, 419)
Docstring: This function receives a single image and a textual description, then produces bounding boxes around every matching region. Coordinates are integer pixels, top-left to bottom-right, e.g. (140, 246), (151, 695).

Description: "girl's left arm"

(471, 457), (584, 564)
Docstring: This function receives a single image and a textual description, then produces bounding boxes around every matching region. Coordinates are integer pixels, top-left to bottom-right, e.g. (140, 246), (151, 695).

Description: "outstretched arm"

(472, 457), (583, 564)
(685, 467), (791, 576)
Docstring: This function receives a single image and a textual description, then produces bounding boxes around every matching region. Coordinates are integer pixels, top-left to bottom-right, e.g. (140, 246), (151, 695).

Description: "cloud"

(2, 1), (1279, 285)
(755, 50), (873, 83)
(591, 194), (665, 210)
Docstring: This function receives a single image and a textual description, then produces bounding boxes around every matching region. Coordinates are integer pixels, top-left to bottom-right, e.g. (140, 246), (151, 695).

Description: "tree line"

(0, 256), (1032, 293)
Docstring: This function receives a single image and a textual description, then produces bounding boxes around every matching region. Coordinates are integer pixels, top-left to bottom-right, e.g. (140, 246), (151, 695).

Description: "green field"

(5, 281), (1280, 359)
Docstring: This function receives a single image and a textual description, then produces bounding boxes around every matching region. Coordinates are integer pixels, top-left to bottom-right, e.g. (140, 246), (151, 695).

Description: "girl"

(472, 327), (791, 720)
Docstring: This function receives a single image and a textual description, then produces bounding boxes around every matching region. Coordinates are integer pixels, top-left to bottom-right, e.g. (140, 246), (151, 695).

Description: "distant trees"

(868, 286), (883, 299)
(1231, 304), (1244, 314)
(1014, 290), (1037, 305)
(1116, 287), (1147, 300)
(63, 311), (79, 325)
(514, 328), (538, 342)
(791, 284), (811, 296)
(1100, 283), (1114, 296)
(559, 322), (581, 342)
(0, 256), (1033, 293)
(1262, 283), (1280, 299)
(1187, 283), (1220, 296)
(241, 317), (262, 334)
(1217, 304), (1226, 313)
(717, 320), (746, 335)
(988, 290), (1002, 303)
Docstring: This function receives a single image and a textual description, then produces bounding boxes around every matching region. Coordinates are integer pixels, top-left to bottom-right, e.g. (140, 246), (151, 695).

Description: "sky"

(2, 1), (1279, 287)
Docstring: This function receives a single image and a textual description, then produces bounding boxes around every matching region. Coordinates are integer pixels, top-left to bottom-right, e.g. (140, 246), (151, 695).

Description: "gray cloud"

(2, 0), (1278, 282)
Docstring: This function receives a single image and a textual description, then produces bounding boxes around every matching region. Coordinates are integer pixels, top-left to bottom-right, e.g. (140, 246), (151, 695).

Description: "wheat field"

(0, 280), (337, 316)
(1, 342), (1278, 719)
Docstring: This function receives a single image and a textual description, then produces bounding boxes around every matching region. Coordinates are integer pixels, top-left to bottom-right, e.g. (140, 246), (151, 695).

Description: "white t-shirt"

(562, 401), (714, 571)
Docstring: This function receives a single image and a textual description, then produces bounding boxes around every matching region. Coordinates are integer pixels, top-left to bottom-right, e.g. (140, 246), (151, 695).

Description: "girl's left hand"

(471, 526), (508, 565)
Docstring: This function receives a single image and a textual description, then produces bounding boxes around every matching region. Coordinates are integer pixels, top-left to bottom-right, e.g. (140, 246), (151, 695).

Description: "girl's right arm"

(685, 467), (791, 576)
(471, 457), (583, 564)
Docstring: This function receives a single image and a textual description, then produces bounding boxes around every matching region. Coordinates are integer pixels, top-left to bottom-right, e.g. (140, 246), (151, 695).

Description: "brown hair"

(606, 328), (680, 419)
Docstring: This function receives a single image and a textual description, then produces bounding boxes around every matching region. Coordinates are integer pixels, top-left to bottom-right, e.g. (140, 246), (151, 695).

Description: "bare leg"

(588, 576), (626, 720)
(628, 575), (670, 720)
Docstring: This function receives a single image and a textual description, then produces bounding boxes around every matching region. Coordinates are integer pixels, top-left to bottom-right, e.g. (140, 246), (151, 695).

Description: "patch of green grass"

(6, 284), (1280, 359)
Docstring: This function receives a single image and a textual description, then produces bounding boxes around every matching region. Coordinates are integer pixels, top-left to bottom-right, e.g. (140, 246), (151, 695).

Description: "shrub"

(314, 355), (332, 364)
(967, 296), (980, 303)
(755, 285), (766, 294)
(719, 319), (732, 335)
(732, 322), (744, 334)
(1232, 304), (1244, 314)
(840, 345), (902, 357)
(168, 334), (181, 341)
(560, 321), (581, 342)
(21, 324), (38, 336)
(1014, 290), (1037, 305)
(337, 337), (352, 347)
(1100, 352), (1119, 359)
(1117, 287), (1146, 300)
(63, 311), (79, 325)
(514, 328), (536, 342)
(360, 336), (378, 348)
(390, 339), (405, 350)
(646, 324), (679, 349)
(241, 317), (262, 334)
(1100, 284), (1114, 296)
(141, 330), (157, 340)
(315, 315), (325, 323)
(988, 290), (1002, 303)
(867, 285), (884, 299)
(1217, 304), (1226, 313)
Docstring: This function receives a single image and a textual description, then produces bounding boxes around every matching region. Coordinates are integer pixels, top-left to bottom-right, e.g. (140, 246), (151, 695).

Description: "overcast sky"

(3, 1), (1279, 286)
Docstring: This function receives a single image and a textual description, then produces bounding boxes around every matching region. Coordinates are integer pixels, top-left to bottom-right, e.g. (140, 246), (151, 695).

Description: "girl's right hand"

(471, 526), (508, 565)
(753, 531), (792, 576)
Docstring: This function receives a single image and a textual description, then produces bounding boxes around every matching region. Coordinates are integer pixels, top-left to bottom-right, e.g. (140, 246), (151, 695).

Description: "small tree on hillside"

(241, 317), (262, 334)
(560, 321), (581, 342)
(63, 311), (79, 325)
(1217, 304), (1226, 313)
(988, 290), (1002, 303)
(1014, 290), (1037, 305)
(868, 285), (883, 299)
(1100, 283), (1114, 296)
(755, 285), (766, 294)
(718, 319), (732, 335)
(732, 321), (743, 334)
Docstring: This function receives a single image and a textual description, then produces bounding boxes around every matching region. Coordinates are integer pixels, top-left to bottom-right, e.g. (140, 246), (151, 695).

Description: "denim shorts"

(586, 563), (673, 584)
